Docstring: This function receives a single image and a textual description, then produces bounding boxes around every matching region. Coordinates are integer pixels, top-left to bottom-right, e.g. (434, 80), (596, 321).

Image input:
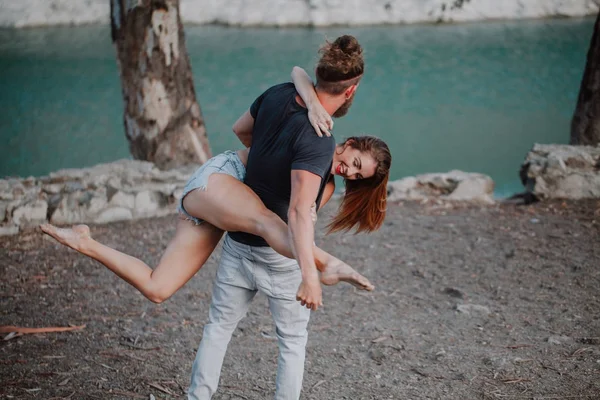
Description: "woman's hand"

(291, 66), (333, 137)
(308, 102), (333, 137)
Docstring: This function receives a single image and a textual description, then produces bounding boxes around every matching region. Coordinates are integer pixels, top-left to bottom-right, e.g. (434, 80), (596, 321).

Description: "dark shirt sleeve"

(291, 125), (336, 178)
(250, 90), (267, 119)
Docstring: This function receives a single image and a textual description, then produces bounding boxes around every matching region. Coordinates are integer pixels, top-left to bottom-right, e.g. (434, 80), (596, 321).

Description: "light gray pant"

(188, 234), (311, 400)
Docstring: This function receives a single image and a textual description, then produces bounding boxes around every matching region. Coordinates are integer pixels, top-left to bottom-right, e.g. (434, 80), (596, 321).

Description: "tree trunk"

(571, 12), (600, 146)
(110, 0), (211, 169)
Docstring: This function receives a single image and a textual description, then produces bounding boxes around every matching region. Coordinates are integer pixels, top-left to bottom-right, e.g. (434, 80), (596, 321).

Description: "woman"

(40, 67), (392, 305)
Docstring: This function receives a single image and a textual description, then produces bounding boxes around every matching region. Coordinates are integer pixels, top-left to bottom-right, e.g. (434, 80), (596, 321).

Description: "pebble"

(456, 304), (491, 316)
(369, 348), (385, 363)
(443, 287), (465, 299)
(547, 335), (571, 345)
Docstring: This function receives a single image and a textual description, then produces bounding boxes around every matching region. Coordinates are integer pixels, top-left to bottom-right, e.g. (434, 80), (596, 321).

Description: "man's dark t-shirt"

(229, 83), (335, 247)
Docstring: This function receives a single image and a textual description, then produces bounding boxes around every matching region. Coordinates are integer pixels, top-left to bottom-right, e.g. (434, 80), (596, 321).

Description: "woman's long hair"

(328, 136), (392, 234)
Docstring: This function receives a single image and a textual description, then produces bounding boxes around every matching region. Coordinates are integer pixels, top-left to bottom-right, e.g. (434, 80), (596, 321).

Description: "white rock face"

(1, 159), (196, 235)
(521, 144), (600, 199)
(95, 207), (133, 224)
(387, 170), (495, 204)
(0, 0), (109, 28)
(0, 0), (597, 28)
(12, 200), (48, 227)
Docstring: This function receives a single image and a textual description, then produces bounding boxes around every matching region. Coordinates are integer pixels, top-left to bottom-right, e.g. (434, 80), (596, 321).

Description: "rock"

(64, 181), (85, 193)
(87, 195), (108, 216)
(4, 159), (192, 227)
(94, 207), (133, 224)
(11, 200), (48, 227)
(131, 182), (180, 196)
(578, 337), (600, 345)
(482, 356), (508, 369)
(388, 171), (494, 203)
(447, 175), (495, 204)
(135, 191), (164, 215)
(0, 224), (19, 236)
(0, 201), (7, 223)
(520, 144), (600, 199)
(368, 347), (385, 364)
(1, 1), (597, 28)
(50, 197), (84, 225)
(173, 187), (184, 202)
(443, 287), (464, 299)
(109, 191), (135, 209)
(547, 335), (571, 345)
(6, 181), (41, 203)
(456, 304), (491, 316)
(42, 183), (64, 194)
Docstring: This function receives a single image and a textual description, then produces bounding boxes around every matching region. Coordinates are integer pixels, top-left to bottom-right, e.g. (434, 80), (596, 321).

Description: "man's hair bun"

(317, 35), (364, 83)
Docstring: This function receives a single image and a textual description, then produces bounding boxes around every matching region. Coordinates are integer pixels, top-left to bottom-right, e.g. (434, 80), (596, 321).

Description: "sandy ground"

(1, 200), (599, 400)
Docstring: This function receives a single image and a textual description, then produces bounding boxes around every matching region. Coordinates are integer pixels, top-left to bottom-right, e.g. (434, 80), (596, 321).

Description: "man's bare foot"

(40, 224), (92, 253)
(320, 259), (374, 291)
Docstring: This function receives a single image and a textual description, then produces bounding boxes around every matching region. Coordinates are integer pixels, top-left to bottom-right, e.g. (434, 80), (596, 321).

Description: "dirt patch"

(1, 200), (599, 399)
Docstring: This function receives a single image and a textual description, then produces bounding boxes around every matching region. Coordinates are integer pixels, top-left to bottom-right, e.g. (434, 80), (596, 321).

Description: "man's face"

(332, 90), (356, 118)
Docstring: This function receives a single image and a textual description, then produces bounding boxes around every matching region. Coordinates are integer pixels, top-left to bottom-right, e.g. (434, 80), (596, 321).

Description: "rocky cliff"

(0, 0), (597, 28)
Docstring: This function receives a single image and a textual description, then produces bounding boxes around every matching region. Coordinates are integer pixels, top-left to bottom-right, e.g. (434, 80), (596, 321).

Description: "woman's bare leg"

(183, 173), (373, 290)
(40, 219), (224, 303)
(41, 157), (371, 303)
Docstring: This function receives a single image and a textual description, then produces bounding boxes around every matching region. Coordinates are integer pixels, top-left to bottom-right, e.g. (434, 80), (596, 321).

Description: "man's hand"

(296, 273), (323, 311)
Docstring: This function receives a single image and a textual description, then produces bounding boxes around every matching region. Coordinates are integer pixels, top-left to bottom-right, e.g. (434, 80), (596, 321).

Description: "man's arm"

(319, 179), (336, 209)
(289, 170), (323, 311)
(232, 109), (254, 148)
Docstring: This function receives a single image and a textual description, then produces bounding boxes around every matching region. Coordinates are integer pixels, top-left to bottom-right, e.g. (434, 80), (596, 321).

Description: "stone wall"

(0, 159), (196, 236)
(1, 158), (497, 236)
(387, 170), (495, 204)
(520, 144), (600, 199)
(0, 0), (597, 28)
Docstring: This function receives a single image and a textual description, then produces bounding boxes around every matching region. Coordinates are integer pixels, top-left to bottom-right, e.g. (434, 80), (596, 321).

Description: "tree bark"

(571, 12), (600, 146)
(110, 0), (211, 169)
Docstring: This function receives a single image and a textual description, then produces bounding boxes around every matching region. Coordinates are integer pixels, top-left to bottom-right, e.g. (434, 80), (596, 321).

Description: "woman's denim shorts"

(178, 150), (246, 225)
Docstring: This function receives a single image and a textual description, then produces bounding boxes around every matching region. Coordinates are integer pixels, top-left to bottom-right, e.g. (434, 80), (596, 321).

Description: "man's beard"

(332, 92), (355, 118)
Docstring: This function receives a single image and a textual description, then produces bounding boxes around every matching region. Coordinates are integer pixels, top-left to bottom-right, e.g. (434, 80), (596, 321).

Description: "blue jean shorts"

(178, 150), (246, 225)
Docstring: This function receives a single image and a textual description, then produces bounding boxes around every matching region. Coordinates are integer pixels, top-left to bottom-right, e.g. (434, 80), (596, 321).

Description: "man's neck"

(295, 88), (343, 116)
(315, 88), (344, 116)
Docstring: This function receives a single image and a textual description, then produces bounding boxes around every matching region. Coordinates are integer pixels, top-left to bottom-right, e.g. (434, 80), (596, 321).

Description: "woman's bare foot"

(40, 224), (92, 253)
(320, 259), (374, 291)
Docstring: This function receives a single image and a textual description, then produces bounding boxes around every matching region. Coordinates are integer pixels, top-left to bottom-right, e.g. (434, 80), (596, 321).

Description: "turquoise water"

(0, 19), (594, 196)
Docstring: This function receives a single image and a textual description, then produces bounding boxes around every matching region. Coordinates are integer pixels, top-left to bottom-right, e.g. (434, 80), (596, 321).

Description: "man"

(188, 35), (364, 400)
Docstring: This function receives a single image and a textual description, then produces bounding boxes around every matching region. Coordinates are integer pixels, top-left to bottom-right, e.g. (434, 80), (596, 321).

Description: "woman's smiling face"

(331, 142), (378, 181)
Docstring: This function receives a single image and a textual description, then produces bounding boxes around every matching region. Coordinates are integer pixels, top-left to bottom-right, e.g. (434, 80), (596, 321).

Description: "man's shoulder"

(263, 82), (296, 97)
(293, 122), (336, 152)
